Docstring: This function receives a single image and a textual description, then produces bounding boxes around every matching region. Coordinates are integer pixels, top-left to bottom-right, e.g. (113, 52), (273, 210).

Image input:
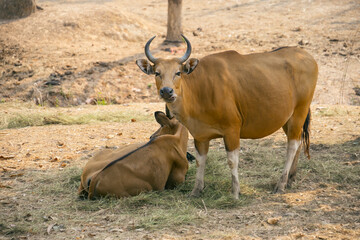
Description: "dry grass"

(0, 103), (359, 239)
(1, 136), (359, 238)
(0, 152), (249, 237)
(0, 101), (157, 129)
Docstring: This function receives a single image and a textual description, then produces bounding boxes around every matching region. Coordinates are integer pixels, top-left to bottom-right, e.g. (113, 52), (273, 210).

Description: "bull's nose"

(159, 87), (174, 99)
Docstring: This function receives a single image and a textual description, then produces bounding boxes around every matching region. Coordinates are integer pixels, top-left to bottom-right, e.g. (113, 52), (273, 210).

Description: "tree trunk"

(0, 0), (36, 20)
(165, 0), (182, 44)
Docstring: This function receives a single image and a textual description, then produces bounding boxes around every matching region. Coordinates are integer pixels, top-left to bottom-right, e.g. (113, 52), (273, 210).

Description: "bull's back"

(237, 48), (317, 138)
(184, 48), (317, 139)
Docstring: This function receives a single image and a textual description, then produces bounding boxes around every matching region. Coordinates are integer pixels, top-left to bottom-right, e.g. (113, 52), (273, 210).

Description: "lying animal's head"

(151, 111), (184, 139)
(151, 111), (191, 162)
(136, 35), (199, 103)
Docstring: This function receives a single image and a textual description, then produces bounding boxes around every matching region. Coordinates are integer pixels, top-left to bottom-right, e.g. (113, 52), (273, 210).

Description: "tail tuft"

(302, 109), (311, 159)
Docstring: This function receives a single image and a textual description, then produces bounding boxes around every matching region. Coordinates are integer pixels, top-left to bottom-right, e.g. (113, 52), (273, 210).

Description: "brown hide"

(168, 48), (317, 149)
(136, 37), (318, 196)
(78, 112), (189, 199)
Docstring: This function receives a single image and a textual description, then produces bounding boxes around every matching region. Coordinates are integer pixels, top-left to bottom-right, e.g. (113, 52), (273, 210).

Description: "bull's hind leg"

(190, 140), (209, 197)
(273, 109), (308, 194)
(288, 142), (302, 187)
(273, 139), (302, 193)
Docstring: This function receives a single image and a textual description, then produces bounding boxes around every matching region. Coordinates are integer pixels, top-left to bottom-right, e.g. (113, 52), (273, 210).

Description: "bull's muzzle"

(159, 87), (176, 103)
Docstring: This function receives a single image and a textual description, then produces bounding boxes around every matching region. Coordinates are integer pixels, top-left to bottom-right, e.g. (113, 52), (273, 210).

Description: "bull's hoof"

(190, 188), (202, 198)
(287, 173), (297, 188)
(232, 192), (240, 200)
(232, 187), (240, 199)
(273, 173), (288, 194)
(272, 184), (286, 194)
(287, 179), (295, 188)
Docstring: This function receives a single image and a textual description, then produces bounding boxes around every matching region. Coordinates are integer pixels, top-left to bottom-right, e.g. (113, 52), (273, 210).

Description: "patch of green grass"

(0, 103), (153, 129)
(239, 139), (286, 192)
(0, 224), (28, 236)
(181, 153), (250, 208)
(95, 98), (108, 105)
(313, 106), (350, 117)
(237, 137), (360, 191)
(300, 137), (360, 186)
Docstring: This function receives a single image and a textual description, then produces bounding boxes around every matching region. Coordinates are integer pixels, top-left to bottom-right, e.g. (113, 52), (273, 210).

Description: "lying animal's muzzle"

(160, 87), (176, 103)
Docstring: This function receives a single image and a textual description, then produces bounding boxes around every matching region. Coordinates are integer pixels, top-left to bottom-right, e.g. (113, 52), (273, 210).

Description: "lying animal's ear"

(183, 58), (199, 74)
(136, 59), (154, 75)
(154, 111), (170, 127)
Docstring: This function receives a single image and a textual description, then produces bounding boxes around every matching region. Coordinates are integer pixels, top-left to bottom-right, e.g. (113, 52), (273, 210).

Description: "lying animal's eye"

(155, 72), (160, 76)
(175, 72), (181, 76)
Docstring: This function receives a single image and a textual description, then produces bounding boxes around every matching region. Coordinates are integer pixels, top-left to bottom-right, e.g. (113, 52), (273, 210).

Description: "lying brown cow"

(78, 111), (189, 199)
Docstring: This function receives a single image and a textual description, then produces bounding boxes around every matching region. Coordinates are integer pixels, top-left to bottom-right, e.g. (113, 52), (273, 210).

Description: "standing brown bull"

(78, 111), (189, 199)
(136, 35), (318, 199)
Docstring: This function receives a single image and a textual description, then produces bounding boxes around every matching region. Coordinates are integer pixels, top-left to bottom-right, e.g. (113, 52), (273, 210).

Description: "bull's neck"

(166, 96), (187, 126)
(166, 77), (194, 126)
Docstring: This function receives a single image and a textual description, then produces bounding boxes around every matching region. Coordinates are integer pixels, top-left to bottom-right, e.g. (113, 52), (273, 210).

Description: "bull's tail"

(302, 109), (311, 159)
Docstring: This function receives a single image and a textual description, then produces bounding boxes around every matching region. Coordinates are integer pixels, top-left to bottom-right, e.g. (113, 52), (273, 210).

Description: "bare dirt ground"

(0, 104), (359, 240)
(0, 0), (360, 239)
(0, 0), (359, 106)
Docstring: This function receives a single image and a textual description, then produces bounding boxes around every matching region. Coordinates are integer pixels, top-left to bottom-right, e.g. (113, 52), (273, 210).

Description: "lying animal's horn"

(178, 34), (192, 63)
(145, 36), (157, 64)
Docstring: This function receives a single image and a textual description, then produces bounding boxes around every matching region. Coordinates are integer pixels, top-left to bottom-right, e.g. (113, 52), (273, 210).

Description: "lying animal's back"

(81, 143), (144, 182)
(80, 137), (183, 198)
(80, 142), (146, 194)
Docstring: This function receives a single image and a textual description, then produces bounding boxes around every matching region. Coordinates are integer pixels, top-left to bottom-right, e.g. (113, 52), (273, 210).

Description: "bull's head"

(136, 35), (199, 103)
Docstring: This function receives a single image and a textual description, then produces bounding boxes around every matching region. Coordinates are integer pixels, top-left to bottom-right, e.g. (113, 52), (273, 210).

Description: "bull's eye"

(175, 72), (181, 76)
(155, 72), (160, 77)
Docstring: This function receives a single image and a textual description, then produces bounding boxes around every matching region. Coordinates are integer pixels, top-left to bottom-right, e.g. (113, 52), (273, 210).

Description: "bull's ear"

(154, 111), (170, 127)
(136, 59), (154, 75)
(183, 58), (199, 74)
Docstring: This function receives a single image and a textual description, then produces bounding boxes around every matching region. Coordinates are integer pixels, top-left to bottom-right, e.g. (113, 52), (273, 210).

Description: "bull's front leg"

(191, 140), (209, 197)
(224, 132), (241, 199)
(227, 148), (240, 199)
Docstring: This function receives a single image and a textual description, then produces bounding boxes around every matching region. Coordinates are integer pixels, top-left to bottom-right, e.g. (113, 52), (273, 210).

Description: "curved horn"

(178, 34), (192, 63)
(145, 36), (157, 63)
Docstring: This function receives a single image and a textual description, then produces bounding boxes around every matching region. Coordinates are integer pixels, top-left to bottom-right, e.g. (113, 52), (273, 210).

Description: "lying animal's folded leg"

(77, 181), (88, 200)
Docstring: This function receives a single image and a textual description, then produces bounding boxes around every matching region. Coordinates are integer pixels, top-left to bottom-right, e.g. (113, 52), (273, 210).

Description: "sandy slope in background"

(0, 0), (359, 106)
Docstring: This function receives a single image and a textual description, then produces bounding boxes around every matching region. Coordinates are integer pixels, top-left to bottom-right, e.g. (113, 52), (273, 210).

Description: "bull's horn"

(178, 34), (192, 63)
(144, 36), (157, 64)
